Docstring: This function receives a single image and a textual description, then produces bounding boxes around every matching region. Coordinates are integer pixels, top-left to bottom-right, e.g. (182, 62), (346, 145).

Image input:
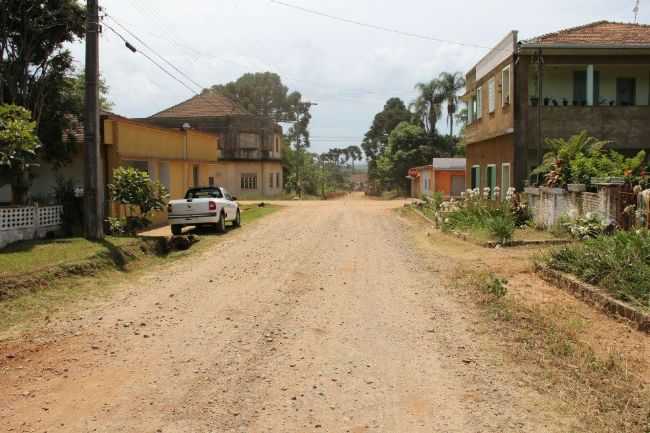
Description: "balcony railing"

(219, 148), (281, 161)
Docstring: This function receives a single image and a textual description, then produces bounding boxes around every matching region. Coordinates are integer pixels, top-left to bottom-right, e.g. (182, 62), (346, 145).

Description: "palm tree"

(437, 72), (466, 137)
(410, 79), (443, 136)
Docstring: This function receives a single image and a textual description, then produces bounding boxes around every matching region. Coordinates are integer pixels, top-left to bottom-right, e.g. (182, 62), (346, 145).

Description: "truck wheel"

(233, 210), (241, 228)
(171, 225), (183, 235)
(216, 212), (226, 233)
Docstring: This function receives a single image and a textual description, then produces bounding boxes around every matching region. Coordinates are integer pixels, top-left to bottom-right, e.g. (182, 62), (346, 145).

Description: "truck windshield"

(185, 188), (223, 199)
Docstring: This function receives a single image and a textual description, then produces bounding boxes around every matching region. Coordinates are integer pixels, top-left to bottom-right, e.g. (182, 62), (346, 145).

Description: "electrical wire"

(104, 14), (206, 91)
(268, 0), (497, 50)
(102, 22), (199, 95)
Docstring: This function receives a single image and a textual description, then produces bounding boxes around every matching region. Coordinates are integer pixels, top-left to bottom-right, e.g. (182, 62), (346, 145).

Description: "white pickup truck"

(167, 187), (240, 235)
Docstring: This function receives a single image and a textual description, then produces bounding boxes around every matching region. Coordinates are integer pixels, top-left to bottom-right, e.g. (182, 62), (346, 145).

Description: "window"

(124, 160), (149, 174)
(241, 174), (257, 190)
(488, 78), (496, 113)
(487, 165), (497, 199)
(275, 136), (280, 153)
(192, 165), (200, 187)
(476, 87), (483, 119)
(208, 176), (215, 187)
(269, 173), (274, 189)
(275, 172), (281, 189)
(471, 165), (481, 189)
(501, 163), (511, 199)
(501, 66), (511, 106)
(185, 187), (223, 199)
(617, 78), (636, 106)
(423, 176), (430, 193)
(467, 99), (474, 123)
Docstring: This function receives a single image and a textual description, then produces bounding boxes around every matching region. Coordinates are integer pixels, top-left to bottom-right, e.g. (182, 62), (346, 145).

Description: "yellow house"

(28, 112), (221, 227)
(102, 113), (220, 225)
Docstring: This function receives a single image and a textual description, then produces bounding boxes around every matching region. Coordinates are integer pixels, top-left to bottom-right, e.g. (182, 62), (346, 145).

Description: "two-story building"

(463, 21), (650, 191)
(142, 92), (284, 198)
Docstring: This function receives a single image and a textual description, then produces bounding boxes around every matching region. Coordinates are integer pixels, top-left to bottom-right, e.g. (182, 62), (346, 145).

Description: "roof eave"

(519, 43), (650, 51)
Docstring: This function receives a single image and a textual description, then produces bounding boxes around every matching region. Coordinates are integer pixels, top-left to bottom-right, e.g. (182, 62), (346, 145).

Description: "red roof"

(524, 21), (650, 47)
(150, 92), (250, 118)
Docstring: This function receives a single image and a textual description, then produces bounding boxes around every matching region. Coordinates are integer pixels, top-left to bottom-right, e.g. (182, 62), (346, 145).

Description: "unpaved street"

(0, 198), (577, 432)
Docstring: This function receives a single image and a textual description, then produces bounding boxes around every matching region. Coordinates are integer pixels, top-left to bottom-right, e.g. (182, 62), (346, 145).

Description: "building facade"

(23, 113), (220, 226)
(142, 92), (284, 198)
(463, 21), (650, 191)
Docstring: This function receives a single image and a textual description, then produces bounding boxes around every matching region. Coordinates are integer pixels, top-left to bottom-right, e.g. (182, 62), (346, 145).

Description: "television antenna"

(634, 0), (640, 23)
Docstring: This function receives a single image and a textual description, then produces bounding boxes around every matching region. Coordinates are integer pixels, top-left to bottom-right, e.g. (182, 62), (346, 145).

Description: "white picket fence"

(0, 205), (63, 248)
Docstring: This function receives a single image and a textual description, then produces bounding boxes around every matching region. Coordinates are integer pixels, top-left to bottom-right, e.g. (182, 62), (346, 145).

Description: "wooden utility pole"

(84, 0), (104, 240)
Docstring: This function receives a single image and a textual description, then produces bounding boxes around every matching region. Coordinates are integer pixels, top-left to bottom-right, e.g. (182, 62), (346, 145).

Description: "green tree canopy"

(362, 97), (411, 166)
(108, 167), (169, 227)
(0, 0), (86, 166)
(376, 121), (433, 192)
(0, 104), (40, 204)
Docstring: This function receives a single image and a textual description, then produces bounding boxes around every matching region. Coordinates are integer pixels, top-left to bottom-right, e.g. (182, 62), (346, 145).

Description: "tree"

(64, 71), (114, 121)
(0, 104), (40, 204)
(376, 122), (433, 192)
(108, 167), (169, 230)
(0, 0), (85, 166)
(411, 80), (443, 136)
(437, 72), (466, 136)
(362, 98), (411, 183)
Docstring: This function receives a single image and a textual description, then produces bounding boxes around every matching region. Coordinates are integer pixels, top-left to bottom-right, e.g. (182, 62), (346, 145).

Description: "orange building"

(408, 159), (466, 198)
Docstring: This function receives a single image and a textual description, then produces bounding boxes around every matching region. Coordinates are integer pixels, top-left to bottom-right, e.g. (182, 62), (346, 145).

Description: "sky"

(69, 0), (643, 154)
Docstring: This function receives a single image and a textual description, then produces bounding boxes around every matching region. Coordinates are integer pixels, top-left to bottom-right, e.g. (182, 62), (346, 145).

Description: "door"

(617, 78), (636, 106)
(451, 175), (465, 197)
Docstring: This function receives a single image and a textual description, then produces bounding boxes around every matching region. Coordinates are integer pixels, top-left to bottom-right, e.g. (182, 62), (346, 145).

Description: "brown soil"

(0, 196), (645, 432)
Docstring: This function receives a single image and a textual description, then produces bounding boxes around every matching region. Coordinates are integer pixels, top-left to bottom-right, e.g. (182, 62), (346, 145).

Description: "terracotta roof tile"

(150, 92), (251, 118)
(524, 21), (650, 46)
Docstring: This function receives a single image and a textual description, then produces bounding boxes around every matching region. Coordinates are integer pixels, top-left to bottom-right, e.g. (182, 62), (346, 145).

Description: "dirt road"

(0, 197), (577, 432)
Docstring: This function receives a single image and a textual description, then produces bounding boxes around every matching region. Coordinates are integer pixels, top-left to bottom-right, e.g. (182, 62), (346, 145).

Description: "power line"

(102, 22), (199, 95)
(104, 14), (206, 91)
(111, 4), (420, 101)
(268, 0), (495, 50)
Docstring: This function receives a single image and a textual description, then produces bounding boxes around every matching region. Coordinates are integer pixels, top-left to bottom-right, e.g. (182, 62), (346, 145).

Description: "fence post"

(33, 202), (40, 237)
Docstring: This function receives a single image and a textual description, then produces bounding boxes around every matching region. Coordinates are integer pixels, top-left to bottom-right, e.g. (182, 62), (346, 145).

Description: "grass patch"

(544, 230), (650, 311)
(0, 237), (139, 277)
(451, 268), (650, 433)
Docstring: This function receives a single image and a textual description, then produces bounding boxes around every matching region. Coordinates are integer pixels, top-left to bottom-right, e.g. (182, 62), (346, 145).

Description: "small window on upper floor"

(488, 78), (496, 113)
(502, 66), (511, 106)
(476, 87), (483, 119)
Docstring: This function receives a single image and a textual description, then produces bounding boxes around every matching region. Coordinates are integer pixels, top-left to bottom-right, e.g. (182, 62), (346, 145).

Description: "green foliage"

(564, 213), (609, 240)
(0, 104), (40, 203)
(486, 214), (516, 244)
(0, 0), (86, 166)
(531, 131), (646, 187)
(546, 230), (650, 309)
(438, 192), (527, 244)
(374, 121), (433, 193)
(108, 167), (169, 228)
(483, 274), (508, 299)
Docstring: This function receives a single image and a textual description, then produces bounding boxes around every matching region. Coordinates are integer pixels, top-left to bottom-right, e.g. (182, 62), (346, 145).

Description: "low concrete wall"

(526, 184), (623, 229)
(0, 205), (63, 249)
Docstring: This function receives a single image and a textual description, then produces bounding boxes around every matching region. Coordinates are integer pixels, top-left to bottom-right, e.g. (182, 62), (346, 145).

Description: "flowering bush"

(436, 187), (530, 244)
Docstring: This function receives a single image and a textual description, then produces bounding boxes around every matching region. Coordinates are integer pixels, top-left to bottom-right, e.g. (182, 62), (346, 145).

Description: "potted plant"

(562, 98), (568, 106)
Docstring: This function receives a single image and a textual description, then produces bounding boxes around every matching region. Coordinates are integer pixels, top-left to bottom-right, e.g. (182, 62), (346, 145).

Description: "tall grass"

(441, 199), (516, 243)
(546, 230), (650, 310)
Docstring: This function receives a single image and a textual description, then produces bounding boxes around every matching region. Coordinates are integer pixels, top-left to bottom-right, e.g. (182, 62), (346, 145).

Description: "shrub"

(546, 230), (650, 309)
(107, 167), (169, 231)
(564, 213), (609, 240)
(486, 214), (515, 244)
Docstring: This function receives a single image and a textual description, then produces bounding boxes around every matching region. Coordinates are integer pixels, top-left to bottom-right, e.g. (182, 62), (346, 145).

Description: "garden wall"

(525, 184), (634, 229)
(0, 205), (63, 249)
